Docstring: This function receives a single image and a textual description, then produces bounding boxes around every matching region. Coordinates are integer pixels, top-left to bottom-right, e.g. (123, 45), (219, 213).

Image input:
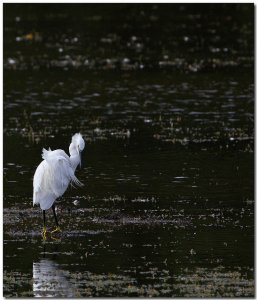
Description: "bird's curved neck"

(69, 143), (80, 171)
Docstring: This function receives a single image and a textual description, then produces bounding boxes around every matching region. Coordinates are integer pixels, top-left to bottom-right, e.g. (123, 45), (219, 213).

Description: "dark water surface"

(3, 4), (254, 297)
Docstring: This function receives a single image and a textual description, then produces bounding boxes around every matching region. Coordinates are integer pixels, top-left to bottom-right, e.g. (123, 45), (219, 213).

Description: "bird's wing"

(42, 149), (83, 195)
(33, 161), (47, 200)
(54, 156), (84, 188)
(33, 148), (83, 210)
(33, 160), (57, 210)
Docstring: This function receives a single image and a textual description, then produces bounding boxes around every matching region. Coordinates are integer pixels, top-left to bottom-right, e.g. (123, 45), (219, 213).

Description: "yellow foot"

(51, 226), (62, 234)
(51, 227), (62, 240)
(42, 226), (47, 240)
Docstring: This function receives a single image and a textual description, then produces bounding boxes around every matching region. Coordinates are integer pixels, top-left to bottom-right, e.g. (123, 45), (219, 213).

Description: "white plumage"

(33, 133), (85, 210)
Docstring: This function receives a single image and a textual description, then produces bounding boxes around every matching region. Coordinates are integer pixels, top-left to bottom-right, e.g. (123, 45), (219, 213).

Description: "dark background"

(3, 4), (254, 297)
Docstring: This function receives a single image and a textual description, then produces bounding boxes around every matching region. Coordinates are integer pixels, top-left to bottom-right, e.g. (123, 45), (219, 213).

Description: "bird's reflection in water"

(33, 244), (75, 297)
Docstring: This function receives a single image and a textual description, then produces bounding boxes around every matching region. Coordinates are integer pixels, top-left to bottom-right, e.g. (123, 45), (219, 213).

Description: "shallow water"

(3, 4), (254, 297)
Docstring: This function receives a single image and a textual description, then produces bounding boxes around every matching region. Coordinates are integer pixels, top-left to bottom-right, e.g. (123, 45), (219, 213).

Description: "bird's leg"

(42, 210), (47, 239)
(51, 204), (62, 234)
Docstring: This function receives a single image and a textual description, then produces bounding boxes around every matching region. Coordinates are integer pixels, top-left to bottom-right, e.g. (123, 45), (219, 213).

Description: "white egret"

(33, 133), (85, 239)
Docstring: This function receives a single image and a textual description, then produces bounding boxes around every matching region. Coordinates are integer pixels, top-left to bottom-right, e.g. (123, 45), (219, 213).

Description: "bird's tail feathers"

(33, 190), (40, 206)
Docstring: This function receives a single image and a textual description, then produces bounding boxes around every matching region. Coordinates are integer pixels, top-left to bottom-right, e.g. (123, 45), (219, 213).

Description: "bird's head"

(70, 133), (85, 168)
(72, 133), (85, 153)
